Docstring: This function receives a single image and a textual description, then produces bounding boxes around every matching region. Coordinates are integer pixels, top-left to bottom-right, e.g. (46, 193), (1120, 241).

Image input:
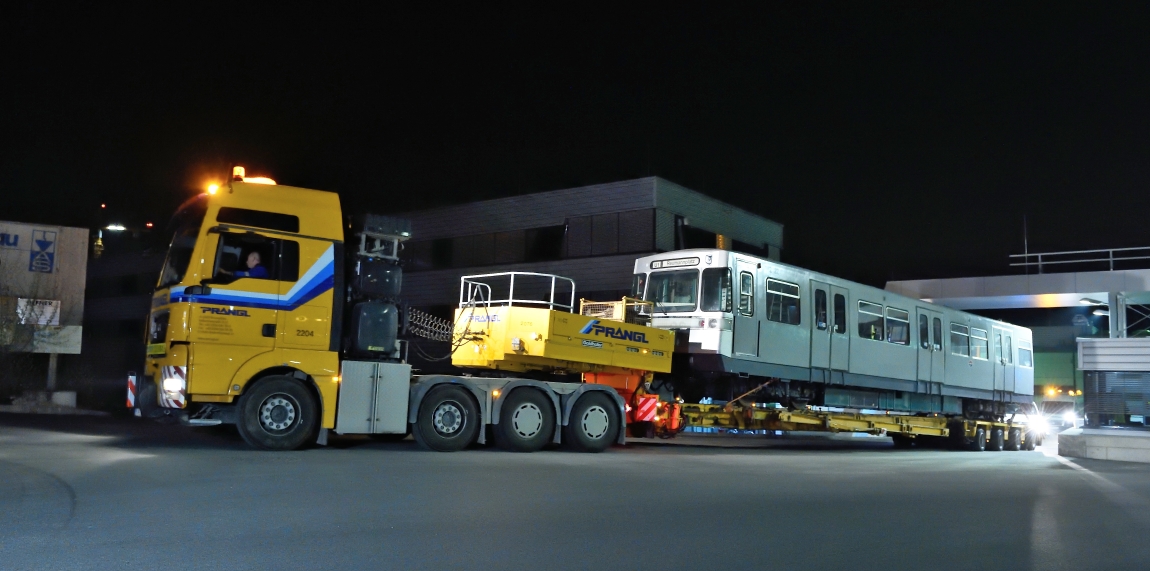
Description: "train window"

(833, 294), (846, 334)
(950, 324), (970, 356)
(970, 328), (989, 360)
(918, 314), (929, 349)
(646, 270), (699, 312)
(858, 301), (884, 340)
(701, 268), (733, 312)
(1019, 341), (1033, 367)
(766, 279), (801, 325)
(932, 318), (943, 351)
(815, 290), (828, 330)
(738, 272), (754, 316)
(994, 332), (1003, 362)
(1004, 335), (1013, 364)
(885, 307), (910, 345)
(631, 273), (647, 298)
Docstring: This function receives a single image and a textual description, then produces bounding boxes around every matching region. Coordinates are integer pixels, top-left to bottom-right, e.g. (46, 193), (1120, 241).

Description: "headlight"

(1031, 416), (1050, 435)
(162, 377), (184, 393)
(1062, 411), (1077, 425)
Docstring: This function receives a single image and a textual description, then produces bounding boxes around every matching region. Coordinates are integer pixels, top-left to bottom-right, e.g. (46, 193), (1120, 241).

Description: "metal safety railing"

(458, 272), (576, 312)
(1010, 246), (1150, 273)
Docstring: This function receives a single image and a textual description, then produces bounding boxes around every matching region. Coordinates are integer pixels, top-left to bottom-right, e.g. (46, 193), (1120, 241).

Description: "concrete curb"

(1058, 428), (1150, 463)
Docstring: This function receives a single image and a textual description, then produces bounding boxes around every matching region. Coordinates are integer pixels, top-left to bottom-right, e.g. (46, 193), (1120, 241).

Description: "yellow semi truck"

(133, 168), (670, 451)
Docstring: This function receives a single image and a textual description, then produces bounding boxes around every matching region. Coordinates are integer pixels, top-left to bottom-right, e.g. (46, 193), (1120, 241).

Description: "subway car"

(631, 249), (1034, 420)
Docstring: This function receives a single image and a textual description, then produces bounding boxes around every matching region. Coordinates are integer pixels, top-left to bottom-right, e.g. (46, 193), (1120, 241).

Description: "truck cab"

(144, 171), (346, 448)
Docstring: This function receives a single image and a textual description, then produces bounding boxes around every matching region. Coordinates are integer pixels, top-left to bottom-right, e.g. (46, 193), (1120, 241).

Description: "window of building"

(833, 293), (846, 334)
(970, 328), (989, 360)
(618, 210), (654, 253)
(950, 324), (970, 356)
(858, 301), (883, 340)
(217, 207), (300, 233)
(738, 272), (754, 316)
(1019, 341), (1034, 368)
(591, 213), (619, 255)
(646, 270), (699, 313)
(566, 216), (592, 258)
(766, 279), (801, 325)
(919, 314), (929, 349)
(493, 230), (526, 264)
(932, 317), (943, 351)
(815, 289), (828, 331)
(885, 307), (910, 345)
(525, 225), (566, 262)
(701, 268), (733, 312)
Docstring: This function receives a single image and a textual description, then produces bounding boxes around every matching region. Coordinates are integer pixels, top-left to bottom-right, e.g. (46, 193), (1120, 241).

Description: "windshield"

(700, 268), (732, 312)
(645, 270), (698, 312)
(157, 196), (208, 289)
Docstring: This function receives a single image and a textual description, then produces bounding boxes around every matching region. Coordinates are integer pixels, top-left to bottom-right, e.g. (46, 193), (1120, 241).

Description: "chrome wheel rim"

(259, 394), (299, 433)
(433, 401), (465, 436)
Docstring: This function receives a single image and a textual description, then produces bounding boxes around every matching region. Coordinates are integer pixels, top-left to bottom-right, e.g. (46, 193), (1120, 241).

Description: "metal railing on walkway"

(1010, 246), (1150, 273)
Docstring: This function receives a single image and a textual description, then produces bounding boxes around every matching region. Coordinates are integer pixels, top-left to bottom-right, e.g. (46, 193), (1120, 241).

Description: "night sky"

(4, 3), (1150, 287)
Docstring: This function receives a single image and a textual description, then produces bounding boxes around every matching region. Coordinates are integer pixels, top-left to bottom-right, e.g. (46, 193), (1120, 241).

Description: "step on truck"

(131, 168), (1046, 452)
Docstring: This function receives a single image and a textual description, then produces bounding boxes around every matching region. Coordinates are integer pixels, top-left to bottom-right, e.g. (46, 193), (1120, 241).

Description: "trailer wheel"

(563, 392), (619, 453)
(413, 385), (479, 452)
(494, 389), (555, 452)
(988, 427), (1005, 451)
(1005, 428), (1021, 451)
(969, 426), (987, 452)
(1024, 431), (1037, 451)
(891, 434), (913, 449)
(235, 376), (318, 451)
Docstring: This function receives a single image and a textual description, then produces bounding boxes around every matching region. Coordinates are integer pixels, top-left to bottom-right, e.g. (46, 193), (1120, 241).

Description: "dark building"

(400, 176), (784, 312)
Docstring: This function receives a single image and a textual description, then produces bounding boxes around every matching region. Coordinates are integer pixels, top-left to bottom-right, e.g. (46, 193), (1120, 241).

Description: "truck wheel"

(563, 392), (619, 453)
(988, 427), (1005, 451)
(1024, 431), (1037, 450)
(891, 434), (913, 449)
(235, 377), (318, 451)
(413, 385), (479, 452)
(1005, 428), (1021, 451)
(969, 426), (987, 452)
(494, 389), (555, 452)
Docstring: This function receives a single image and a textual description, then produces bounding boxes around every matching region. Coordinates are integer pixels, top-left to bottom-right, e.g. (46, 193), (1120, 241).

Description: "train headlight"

(1062, 411), (1077, 425)
(1031, 416), (1050, 435)
(708, 318), (718, 328)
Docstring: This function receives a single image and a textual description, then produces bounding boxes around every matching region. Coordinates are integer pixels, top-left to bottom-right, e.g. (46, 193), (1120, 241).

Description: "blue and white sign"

(0, 231), (17, 248)
(28, 229), (56, 273)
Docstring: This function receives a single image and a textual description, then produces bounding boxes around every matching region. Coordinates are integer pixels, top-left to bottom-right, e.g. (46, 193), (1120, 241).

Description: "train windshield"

(646, 269), (698, 312)
(700, 268), (732, 312)
(631, 273), (647, 298)
(157, 195), (208, 289)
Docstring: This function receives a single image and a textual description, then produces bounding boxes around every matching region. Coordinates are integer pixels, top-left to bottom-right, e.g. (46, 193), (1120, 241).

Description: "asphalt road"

(3, 414), (1150, 571)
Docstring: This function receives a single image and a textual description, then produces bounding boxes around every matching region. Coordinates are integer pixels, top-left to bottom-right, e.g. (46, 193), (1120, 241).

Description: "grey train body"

(633, 249), (1035, 419)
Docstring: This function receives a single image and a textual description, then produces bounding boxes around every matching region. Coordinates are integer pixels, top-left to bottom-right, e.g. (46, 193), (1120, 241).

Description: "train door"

(810, 281), (830, 369)
(829, 286), (849, 371)
(915, 308), (946, 383)
(732, 259), (759, 357)
(992, 327), (1016, 396)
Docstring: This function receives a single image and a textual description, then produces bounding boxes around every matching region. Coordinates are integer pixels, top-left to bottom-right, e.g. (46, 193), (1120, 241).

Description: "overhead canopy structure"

(887, 268), (1150, 339)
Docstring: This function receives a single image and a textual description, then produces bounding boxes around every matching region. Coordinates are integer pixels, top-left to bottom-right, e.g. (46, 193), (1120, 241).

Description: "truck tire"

(413, 385), (479, 452)
(891, 434), (913, 449)
(988, 427), (1005, 451)
(1024, 431), (1037, 451)
(235, 376), (318, 451)
(969, 426), (987, 452)
(563, 392), (619, 453)
(494, 389), (555, 452)
(1005, 428), (1021, 451)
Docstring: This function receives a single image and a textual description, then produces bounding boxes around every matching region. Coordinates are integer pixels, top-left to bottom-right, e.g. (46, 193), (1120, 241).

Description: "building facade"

(400, 176), (784, 312)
